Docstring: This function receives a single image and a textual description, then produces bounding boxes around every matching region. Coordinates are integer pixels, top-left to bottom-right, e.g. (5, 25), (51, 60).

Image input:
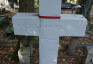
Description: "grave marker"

(12, 0), (87, 64)
(85, 46), (93, 64)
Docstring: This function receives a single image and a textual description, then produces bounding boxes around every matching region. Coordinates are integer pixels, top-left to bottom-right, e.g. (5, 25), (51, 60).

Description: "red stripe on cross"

(39, 16), (61, 19)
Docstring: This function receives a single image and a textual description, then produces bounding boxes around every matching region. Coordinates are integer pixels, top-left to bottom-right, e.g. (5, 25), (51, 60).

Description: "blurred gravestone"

(85, 46), (93, 64)
(0, 0), (5, 6)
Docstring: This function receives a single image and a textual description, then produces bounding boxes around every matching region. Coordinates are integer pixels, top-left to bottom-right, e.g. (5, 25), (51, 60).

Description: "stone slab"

(18, 47), (30, 64)
(12, 13), (87, 37)
(87, 46), (93, 54)
(86, 54), (93, 64)
(85, 46), (93, 64)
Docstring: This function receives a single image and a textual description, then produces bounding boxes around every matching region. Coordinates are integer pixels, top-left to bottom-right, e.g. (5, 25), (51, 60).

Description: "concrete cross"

(12, 0), (87, 64)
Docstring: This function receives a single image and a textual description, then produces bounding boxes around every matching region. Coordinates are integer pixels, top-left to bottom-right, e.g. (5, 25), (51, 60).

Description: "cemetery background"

(0, 0), (93, 64)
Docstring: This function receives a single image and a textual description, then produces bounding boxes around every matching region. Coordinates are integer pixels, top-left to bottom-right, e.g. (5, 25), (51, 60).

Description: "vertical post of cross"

(39, 0), (62, 64)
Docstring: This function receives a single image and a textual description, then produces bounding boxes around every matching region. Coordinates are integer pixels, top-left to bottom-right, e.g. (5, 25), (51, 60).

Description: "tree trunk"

(76, 0), (93, 21)
(83, 0), (93, 21)
(67, 37), (78, 56)
(19, 0), (34, 12)
(18, 0), (35, 46)
(19, 0), (35, 56)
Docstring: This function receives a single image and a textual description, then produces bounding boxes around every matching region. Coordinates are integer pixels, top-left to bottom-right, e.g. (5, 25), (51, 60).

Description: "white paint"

(39, 0), (61, 16)
(12, 13), (87, 37)
(12, 13), (40, 36)
(39, 37), (59, 64)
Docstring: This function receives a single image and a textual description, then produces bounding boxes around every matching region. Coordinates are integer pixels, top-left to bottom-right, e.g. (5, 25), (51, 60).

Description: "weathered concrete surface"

(85, 46), (93, 64)
(18, 47), (30, 64)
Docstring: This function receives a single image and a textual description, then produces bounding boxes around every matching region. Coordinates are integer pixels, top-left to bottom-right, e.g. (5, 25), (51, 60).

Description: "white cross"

(12, 0), (87, 64)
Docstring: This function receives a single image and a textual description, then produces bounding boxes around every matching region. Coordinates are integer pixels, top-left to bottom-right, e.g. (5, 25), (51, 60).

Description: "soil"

(0, 46), (19, 64)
